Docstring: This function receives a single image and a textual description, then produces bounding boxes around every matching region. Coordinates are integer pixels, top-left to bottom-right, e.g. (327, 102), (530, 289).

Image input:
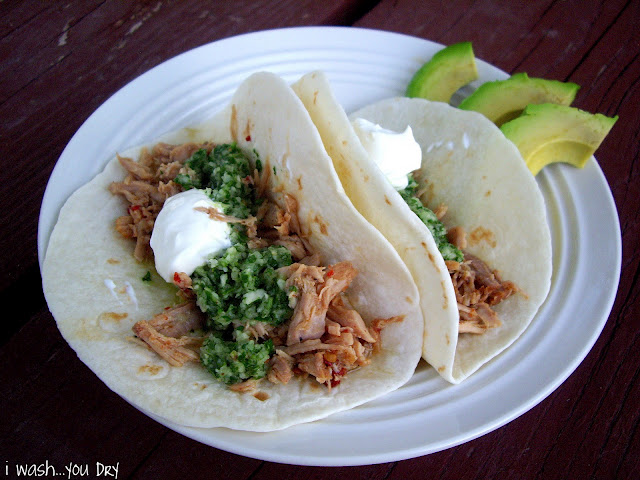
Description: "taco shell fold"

(42, 72), (423, 431)
(292, 71), (552, 383)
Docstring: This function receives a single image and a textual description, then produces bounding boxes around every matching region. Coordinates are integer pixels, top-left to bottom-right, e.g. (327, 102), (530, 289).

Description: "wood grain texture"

(1, 0), (638, 478)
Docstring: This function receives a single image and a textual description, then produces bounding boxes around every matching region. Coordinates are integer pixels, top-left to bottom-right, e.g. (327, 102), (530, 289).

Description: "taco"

(41, 72), (423, 431)
(292, 71), (552, 383)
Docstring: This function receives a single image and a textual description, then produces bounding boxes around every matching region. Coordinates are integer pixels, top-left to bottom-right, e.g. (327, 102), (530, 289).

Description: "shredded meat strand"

(255, 193), (311, 260)
(132, 301), (206, 366)
(194, 206), (258, 239)
(110, 142), (214, 261)
(447, 226), (467, 250)
(147, 302), (205, 337)
(297, 352), (332, 384)
(228, 379), (258, 392)
(267, 350), (295, 384)
(285, 262), (357, 346)
(327, 296), (376, 343)
(448, 253), (519, 334)
(132, 321), (204, 367)
(283, 339), (354, 356)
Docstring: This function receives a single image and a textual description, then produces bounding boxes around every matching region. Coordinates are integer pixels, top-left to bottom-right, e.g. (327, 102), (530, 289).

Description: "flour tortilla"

(292, 72), (552, 383)
(42, 72), (423, 431)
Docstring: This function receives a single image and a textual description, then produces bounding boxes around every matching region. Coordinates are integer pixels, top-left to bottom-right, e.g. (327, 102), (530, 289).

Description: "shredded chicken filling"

(445, 248), (519, 334)
(112, 142), (403, 389)
(440, 210), (520, 334)
(109, 142), (211, 261)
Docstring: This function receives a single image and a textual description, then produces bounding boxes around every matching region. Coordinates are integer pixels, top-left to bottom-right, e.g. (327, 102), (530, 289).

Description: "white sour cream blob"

(150, 189), (232, 282)
(351, 118), (423, 189)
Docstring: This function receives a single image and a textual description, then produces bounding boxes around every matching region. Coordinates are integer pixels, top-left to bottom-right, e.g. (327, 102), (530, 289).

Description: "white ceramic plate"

(38, 27), (621, 466)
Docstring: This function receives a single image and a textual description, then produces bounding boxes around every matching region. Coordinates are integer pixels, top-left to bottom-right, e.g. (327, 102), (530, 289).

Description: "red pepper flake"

(245, 135), (251, 141)
(326, 269), (334, 278)
(330, 378), (341, 388)
(242, 175), (254, 185)
(173, 272), (180, 283)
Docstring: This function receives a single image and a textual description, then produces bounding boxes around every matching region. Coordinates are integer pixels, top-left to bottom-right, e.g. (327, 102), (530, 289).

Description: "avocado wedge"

(406, 41), (478, 103)
(500, 103), (618, 175)
(459, 73), (580, 126)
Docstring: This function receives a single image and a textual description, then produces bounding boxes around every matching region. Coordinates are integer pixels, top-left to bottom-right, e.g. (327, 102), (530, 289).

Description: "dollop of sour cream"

(351, 118), (422, 189)
(150, 189), (232, 282)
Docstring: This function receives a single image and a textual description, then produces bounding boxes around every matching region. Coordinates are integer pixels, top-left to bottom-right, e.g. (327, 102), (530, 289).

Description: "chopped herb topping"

(173, 144), (294, 385)
(174, 144), (258, 219)
(191, 243), (293, 331)
(141, 271), (152, 282)
(398, 174), (463, 262)
(200, 329), (274, 385)
(194, 243), (290, 385)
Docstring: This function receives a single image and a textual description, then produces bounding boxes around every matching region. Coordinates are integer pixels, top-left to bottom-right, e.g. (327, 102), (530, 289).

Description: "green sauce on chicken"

(398, 174), (463, 262)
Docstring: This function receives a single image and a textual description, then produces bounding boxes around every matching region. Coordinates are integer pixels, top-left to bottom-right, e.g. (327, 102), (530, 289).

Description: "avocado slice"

(500, 103), (618, 175)
(406, 41), (478, 103)
(459, 73), (580, 126)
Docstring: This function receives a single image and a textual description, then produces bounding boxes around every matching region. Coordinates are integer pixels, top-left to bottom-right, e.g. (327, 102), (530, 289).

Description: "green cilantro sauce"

(174, 144), (293, 385)
(174, 144), (258, 219)
(200, 331), (275, 386)
(398, 174), (463, 262)
(191, 243), (293, 331)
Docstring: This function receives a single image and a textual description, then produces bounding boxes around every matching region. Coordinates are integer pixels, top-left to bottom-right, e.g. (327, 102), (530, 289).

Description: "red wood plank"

(1, 0), (638, 477)
(129, 431), (262, 480)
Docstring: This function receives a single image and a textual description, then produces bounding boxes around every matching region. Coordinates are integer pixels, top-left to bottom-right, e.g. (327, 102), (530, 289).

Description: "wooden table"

(2, 0), (638, 477)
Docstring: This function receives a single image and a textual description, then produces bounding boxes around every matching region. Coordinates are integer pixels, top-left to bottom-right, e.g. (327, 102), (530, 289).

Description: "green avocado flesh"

(406, 41), (478, 103)
(500, 103), (618, 175)
(458, 72), (580, 126)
